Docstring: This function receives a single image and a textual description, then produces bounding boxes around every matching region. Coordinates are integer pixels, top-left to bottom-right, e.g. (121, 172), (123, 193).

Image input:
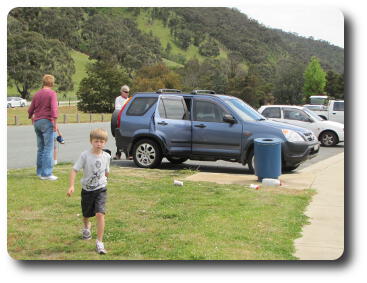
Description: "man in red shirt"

(28, 74), (59, 180)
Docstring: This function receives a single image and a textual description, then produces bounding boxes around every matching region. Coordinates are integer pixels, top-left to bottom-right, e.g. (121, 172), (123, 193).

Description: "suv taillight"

(117, 97), (132, 129)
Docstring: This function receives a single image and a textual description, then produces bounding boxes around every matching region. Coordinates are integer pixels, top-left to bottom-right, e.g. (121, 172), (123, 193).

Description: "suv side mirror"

(223, 114), (236, 124)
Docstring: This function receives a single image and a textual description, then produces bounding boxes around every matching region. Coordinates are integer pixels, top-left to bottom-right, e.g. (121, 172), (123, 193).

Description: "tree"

(9, 7), (84, 49)
(303, 56), (327, 99)
(326, 70), (344, 99)
(132, 63), (182, 92)
(273, 57), (305, 104)
(198, 38), (220, 57)
(77, 61), (131, 113)
(7, 31), (75, 99)
(81, 14), (161, 77)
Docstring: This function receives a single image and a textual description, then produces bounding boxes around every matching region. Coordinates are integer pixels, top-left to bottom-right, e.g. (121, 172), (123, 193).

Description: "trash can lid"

(254, 138), (282, 145)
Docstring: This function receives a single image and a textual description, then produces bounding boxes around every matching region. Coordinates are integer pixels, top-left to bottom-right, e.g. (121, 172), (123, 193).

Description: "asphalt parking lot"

(111, 143), (344, 174)
(7, 122), (344, 172)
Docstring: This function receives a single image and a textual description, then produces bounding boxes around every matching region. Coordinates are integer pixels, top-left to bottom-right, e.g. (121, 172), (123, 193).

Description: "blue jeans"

(34, 119), (54, 177)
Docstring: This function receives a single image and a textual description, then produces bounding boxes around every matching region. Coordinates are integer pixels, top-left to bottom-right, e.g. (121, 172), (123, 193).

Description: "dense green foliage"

(77, 61), (131, 113)
(325, 71), (344, 99)
(303, 57), (327, 98)
(8, 7), (344, 110)
(7, 31), (75, 99)
(132, 63), (182, 92)
(273, 58), (305, 105)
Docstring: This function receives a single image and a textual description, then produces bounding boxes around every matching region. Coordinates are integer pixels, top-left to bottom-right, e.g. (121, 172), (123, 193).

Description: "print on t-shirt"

(86, 160), (104, 190)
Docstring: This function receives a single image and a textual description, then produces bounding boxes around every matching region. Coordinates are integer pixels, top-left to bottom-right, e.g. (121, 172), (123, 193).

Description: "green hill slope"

(7, 50), (91, 101)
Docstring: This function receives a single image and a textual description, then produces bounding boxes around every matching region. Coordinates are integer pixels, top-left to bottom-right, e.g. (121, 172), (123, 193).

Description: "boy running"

(67, 128), (111, 254)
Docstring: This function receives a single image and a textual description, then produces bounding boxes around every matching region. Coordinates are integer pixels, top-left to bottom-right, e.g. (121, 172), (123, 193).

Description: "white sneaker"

(96, 241), (107, 254)
(54, 160), (58, 165)
(82, 228), (92, 240)
(40, 175), (58, 181)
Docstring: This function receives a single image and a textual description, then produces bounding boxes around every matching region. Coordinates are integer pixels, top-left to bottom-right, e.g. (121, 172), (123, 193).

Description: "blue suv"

(111, 89), (320, 172)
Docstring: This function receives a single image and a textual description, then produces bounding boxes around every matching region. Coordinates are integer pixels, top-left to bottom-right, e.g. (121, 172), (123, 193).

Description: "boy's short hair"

(90, 128), (108, 142)
(42, 74), (55, 87)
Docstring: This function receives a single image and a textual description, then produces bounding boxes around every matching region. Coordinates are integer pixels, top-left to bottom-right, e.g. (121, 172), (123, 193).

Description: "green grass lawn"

(7, 105), (112, 126)
(7, 164), (313, 260)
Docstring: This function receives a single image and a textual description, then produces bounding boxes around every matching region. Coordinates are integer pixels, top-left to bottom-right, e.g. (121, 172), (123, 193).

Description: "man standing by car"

(113, 85), (130, 159)
(115, 85), (130, 110)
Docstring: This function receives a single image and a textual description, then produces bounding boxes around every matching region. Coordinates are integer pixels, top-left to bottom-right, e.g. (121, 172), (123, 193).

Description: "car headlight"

(282, 129), (305, 142)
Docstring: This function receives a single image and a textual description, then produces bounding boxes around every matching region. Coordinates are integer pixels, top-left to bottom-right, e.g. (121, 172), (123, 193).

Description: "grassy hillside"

(69, 50), (91, 100)
(135, 9), (228, 63)
(7, 50), (90, 101)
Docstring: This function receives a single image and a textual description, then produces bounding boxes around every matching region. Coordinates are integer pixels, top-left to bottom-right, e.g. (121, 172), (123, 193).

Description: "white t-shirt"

(73, 150), (111, 191)
(115, 95), (127, 110)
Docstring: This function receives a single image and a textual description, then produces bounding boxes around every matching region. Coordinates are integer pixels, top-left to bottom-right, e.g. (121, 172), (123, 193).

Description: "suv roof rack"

(156, 89), (182, 94)
(191, 89), (216, 94)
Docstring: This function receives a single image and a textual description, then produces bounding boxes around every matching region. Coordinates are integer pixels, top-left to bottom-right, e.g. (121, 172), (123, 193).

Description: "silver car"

(7, 97), (27, 108)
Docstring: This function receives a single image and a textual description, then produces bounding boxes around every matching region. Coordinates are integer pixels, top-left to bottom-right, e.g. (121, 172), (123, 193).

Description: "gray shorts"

(81, 187), (107, 218)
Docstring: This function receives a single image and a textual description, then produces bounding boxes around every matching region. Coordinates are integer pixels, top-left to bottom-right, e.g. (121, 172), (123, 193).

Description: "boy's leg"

(81, 189), (93, 240)
(82, 217), (92, 240)
(83, 217), (91, 230)
(96, 213), (105, 242)
(94, 189), (107, 254)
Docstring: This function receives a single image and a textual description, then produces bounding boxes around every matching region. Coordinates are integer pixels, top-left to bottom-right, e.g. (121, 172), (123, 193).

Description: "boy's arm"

(105, 156), (110, 177)
(67, 169), (78, 197)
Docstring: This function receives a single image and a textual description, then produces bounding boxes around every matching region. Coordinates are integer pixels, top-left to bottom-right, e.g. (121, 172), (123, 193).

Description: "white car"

(7, 97), (27, 108)
(258, 105), (344, 147)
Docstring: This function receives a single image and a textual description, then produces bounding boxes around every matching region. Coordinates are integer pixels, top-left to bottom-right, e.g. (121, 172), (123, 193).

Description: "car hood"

(318, 120), (344, 130)
(257, 119), (312, 134)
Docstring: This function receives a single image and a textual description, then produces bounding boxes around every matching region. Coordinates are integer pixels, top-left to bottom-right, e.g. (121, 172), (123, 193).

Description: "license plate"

(314, 144), (319, 151)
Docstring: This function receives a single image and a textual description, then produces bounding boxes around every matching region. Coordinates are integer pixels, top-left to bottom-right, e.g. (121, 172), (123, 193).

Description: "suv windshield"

(224, 98), (265, 121)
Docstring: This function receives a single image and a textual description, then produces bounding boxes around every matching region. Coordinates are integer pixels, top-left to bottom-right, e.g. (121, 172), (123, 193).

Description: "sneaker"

(40, 175), (58, 181)
(82, 228), (92, 240)
(54, 160), (58, 165)
(96, 241), (107, 254)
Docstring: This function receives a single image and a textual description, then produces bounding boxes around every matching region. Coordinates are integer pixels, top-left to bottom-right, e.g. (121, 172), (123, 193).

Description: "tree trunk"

(17, 82), (30, 100)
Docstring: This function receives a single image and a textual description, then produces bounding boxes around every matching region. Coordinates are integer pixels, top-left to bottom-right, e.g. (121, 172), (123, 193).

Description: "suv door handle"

(194, 124), (206, 128)
(158, 121), (168, 125)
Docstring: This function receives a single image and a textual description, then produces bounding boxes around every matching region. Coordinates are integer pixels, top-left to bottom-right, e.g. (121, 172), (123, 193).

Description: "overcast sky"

(237, 5), (344, 48)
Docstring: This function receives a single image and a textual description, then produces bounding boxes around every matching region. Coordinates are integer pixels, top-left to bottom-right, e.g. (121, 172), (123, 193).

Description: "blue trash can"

(254, 138), (282, 181)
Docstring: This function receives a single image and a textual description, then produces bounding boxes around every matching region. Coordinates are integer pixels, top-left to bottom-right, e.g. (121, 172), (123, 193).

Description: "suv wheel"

(246, 150), (255, 174)
(167, 157), (188, 164)
(133, 139), (162, 168)
(282, 164), (300, 172)
(110, 109), (120, 137)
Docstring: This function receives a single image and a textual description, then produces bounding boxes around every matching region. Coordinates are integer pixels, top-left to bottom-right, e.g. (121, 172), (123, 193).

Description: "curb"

(185, 152), (344, 190)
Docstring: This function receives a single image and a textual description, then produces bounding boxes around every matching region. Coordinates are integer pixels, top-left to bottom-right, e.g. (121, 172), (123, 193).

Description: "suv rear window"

(158, 98), (187, 120)
(126, 97), (157, 116)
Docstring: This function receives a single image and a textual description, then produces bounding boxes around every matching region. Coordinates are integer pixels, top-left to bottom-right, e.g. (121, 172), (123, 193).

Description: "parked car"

(304, 100), (344, 124)
(7, 97), (27, 108)
(111, 89), (319, 173)
(258, 105), (344, 147)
